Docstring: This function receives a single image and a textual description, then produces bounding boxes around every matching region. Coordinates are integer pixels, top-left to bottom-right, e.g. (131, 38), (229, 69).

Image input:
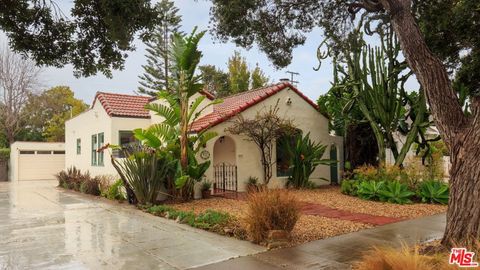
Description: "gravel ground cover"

(290, 215), (373, 246)
(168, 195), (372, 246)
(291, 186), (447, 219)
(166, 187), (446, 246)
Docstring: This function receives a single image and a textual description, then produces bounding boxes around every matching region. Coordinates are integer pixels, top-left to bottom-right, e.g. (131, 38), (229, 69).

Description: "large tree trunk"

(380, 0), (480, 247)
(443, 127), (480, 247)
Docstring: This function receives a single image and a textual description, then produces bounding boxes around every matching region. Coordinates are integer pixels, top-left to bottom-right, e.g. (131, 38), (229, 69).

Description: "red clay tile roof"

(93, 92), (151, 119)
(190, 82), (320, 132)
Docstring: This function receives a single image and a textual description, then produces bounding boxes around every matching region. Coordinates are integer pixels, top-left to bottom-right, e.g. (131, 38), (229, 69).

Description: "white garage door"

(18, 150), (65, 181)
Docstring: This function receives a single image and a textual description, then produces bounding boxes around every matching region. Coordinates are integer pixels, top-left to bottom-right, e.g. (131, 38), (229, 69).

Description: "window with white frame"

(76, 138), (81, 154)
(91, 132), (104, 166)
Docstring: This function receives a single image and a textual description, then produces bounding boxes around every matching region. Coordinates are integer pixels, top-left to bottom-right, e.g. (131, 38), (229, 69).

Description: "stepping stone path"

(300, 202), (403, 225)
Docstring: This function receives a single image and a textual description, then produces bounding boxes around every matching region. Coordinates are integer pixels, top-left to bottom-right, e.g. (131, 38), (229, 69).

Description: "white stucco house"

(65, 82), (343, 193)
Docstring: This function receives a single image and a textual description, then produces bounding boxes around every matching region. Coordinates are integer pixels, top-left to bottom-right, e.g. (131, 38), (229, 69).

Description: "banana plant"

(133, 28), (221, 200)
(136, 91), (221, 153)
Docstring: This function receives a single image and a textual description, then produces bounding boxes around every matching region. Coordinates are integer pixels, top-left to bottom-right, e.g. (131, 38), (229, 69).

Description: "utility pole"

(286, 71), (299, 86)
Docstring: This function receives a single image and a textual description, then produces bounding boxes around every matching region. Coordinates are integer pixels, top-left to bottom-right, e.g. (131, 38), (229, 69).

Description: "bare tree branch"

(226, 100), (295, 185)
(0, 47), (41, 145)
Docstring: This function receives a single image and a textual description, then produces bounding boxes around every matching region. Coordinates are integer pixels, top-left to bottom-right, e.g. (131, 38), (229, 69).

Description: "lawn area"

(166, 186), (447, 247)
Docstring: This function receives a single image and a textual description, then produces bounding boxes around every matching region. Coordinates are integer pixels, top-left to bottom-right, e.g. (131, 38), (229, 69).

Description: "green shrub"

(340, 180), (360, 196)
(246, 176), (260, 193)
(247, 176), (258, 185)
(357, 181), (385, 201)
(113, 150), (177, 204)
(146, 206), (235, 234)
(147, 205), (175, 216)
(0, 148), (10, 161)
(201, 180), (212, 192)
(79, 176), (102, 196)
(165, 209), (180, 219)
(417, 180), (449, 205)
(378, 181), (415, 204)
(282, 133), (331, 188)
(194, 210), (231, 229)
(55, 167), (103, 196)
(56, 166), (82, 189)
(101, 179), (126, 201)
(178, 210), (196, 225)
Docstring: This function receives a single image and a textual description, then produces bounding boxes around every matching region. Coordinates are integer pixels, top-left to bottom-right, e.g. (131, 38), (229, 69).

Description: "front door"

(213, 163), (238, 193)
(330, 145), (338, 184)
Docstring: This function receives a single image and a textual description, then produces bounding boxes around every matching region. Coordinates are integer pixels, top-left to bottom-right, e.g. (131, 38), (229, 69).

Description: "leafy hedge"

(145, 205), (246, 239)
(341, 179), (448, 205)
(0, 148), (10, 161)
(56, 167), (122, 199)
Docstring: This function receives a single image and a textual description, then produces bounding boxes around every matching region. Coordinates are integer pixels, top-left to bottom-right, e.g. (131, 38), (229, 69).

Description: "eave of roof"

(190, 82), (323, 133)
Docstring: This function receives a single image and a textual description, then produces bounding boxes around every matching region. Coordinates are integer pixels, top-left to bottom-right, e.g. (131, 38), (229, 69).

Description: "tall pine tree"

(228, 51), (251, 93)
(199, 65), (230, 98)
(251, 63), (269, 89)
(138, 0), (182, 96)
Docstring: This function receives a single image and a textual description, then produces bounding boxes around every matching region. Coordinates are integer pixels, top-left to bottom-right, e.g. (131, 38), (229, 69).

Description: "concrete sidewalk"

(191, 213), (446, 270)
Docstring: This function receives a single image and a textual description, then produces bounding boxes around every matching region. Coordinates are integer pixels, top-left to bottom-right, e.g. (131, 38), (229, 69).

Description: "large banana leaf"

(145, 102), (180, 126)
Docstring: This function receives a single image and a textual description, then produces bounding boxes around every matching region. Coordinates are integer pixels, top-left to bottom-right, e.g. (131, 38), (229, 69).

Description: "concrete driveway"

(0, 181), (265, 269)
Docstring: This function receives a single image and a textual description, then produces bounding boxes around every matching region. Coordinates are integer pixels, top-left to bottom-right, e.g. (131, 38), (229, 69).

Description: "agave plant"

(113, 148), (177, 205)
(282, 133), (333, 188)
(357, 180), (385, 201)
(417, 180), (449, 205)
(378, 181), (415, 204)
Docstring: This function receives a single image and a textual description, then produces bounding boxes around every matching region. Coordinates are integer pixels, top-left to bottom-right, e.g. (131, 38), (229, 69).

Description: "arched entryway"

(213, 136), (236, 165)
(212, 136), (237, 194)
(330, 144), (339, 184)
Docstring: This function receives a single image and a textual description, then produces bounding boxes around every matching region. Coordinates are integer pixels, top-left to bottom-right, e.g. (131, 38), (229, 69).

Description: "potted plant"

(201, 181), (212, 199)
(246, 176), (259, 193)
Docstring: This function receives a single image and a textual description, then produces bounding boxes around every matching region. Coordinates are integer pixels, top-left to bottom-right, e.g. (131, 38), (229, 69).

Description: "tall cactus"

(331, 22), (430, 166)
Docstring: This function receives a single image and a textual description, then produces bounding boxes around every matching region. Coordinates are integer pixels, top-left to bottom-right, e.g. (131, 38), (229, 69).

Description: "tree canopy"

(23, 86), (88, 142)
(228, 51), (251, 93)
(210, 0), (479, 100)
(138, 0), (183, 96)
(199, 51), (269, 97)
(0, 0), (158, 77)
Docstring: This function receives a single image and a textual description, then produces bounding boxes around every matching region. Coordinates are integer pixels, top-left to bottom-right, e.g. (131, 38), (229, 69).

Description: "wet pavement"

(0, 181), (265, 269)
(192, 213), (446, 270)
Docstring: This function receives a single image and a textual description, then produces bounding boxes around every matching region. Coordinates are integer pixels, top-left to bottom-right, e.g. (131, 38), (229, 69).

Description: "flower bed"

(341, 165), (449, 205)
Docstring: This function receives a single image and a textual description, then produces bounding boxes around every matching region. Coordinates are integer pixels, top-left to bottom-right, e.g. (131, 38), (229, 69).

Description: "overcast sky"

(0, 1), (419, 105)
